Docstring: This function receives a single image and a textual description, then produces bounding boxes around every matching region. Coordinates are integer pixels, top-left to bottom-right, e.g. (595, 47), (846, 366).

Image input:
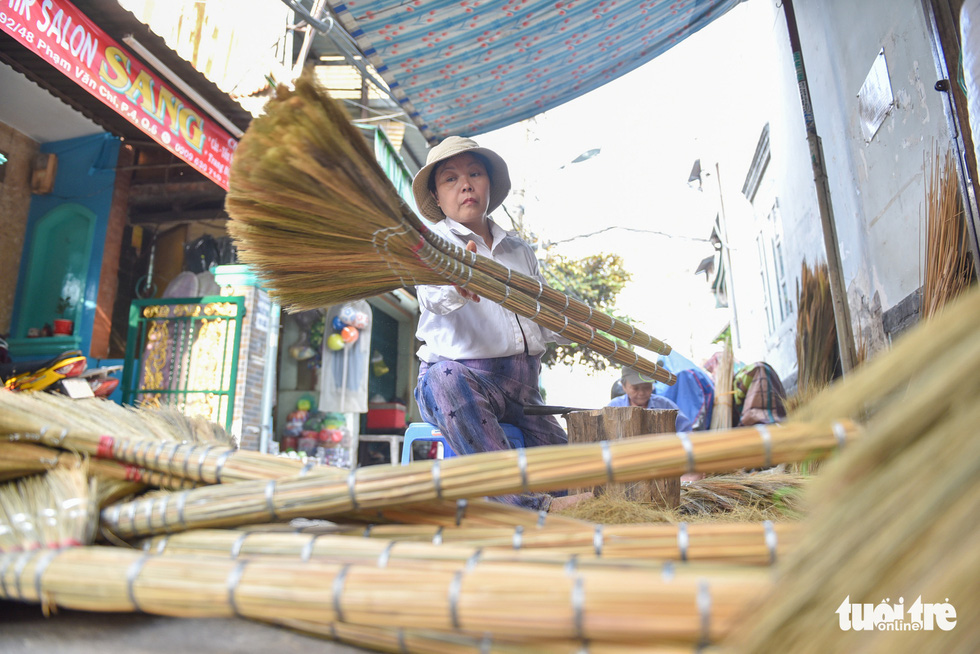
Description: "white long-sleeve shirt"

(415, 217), (557, 362)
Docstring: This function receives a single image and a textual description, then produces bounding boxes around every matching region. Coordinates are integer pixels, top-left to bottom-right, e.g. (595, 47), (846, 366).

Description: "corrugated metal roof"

(326, 0), (743, 143)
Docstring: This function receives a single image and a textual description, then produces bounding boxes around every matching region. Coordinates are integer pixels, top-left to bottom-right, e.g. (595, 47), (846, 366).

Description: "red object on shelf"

(53, 319), (73, 335)
(366, 402), (406, 430)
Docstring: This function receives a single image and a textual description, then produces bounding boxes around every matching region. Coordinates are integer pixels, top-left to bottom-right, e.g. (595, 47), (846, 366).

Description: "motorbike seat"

(0, 350), (85, 380)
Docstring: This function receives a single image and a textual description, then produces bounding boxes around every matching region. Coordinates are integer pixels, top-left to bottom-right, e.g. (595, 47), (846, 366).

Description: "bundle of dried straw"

(709, 336), (734, 430)
(922, 147), (975, 318)
(225, 71), (675, 383)
(794, 259), (840, 399)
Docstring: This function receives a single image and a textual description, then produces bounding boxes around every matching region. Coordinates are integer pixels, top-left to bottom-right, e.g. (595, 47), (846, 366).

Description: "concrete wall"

(793, 0), (948, 347)
(729, 0), (952, 380)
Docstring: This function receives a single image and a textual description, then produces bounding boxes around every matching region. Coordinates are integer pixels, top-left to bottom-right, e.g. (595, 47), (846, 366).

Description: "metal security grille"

(121, 296), (245, 433)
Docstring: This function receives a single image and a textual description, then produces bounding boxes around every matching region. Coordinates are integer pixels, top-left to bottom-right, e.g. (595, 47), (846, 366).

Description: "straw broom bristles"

(725, 365), (980, 652)
(794, 259), (840, 398)
(100, 421), (858, 539)
(225, 71), (675, 383)
(678, 471), (807, 519)
(0, 464), (96, 551)
(0, 391), (235, 446)
(791, 281), (980, 425)
(720, 286), (980, 652)
(922, 147), (975, 319)
(0, 545), (770, 646)
(508, 470), (806, 524)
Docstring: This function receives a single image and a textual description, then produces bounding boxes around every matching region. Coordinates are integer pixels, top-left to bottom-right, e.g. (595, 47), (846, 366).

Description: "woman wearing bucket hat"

(412, 136), (568, 511)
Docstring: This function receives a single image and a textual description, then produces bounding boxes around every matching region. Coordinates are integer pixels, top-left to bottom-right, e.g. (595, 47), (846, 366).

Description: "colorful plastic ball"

(326, 333), (345, 351)
(352, 311), (370, 329)
(339, 305), (357, 325)
(331, 316), (345, 332)
(340, 326), (359, 343)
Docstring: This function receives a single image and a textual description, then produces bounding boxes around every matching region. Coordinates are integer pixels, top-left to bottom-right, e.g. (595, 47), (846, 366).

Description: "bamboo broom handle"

(86, 459), (201, 491)
(141, 521), (802, 566)
(412, 238), (675, 384)
(0, 425), (344, 485)
(366, 219), (674, 382)
(418, 224), (671, 355)
(0, 546), (769, 645)
(343, 520), (803, 565)
(101, 421), (858, 538)
(337, 497), (592, 529)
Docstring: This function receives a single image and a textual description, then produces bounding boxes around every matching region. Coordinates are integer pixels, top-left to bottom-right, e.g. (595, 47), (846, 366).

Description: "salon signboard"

(2, 0), (235, 189)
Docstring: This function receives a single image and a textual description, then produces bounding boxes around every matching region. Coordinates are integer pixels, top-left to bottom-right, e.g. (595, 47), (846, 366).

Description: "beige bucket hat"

(412, 136), (511, 223)
(621, 366), (658, 386)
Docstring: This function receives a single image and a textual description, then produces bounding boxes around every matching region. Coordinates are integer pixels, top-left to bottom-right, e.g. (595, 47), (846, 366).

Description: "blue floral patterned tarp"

(328, 0), (743, 142)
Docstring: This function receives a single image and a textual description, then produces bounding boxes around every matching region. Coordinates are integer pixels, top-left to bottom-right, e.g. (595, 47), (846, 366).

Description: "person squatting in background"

(411, 136), (568, 511)
(607, 366), (694, 433)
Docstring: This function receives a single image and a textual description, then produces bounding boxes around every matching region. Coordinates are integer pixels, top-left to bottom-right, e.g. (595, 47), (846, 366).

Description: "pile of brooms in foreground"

(1, 285), (977, 652)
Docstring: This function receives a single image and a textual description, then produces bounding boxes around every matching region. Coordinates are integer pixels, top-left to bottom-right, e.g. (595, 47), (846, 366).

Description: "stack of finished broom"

(1, 382), (859, 652)
(1, 286), (977, 651)
(224, 71), (676, 384)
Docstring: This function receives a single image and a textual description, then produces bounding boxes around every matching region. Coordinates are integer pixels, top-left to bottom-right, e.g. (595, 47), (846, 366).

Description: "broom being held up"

(225, 72), (672, 384)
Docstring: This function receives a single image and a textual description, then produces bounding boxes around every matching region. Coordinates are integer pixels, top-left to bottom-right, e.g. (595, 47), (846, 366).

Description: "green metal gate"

(121, 296), (245, 433)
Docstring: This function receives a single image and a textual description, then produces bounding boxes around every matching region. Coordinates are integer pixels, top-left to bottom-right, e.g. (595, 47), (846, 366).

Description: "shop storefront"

(1, 0), (253, 430)
(2, 1), (421, 462)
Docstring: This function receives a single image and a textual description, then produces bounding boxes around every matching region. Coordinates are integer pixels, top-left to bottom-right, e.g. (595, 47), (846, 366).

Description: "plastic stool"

(401, 422), (525, 464)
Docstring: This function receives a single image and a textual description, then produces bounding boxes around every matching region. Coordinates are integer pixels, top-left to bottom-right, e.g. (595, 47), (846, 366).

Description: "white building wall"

(729, 0), (953, 381)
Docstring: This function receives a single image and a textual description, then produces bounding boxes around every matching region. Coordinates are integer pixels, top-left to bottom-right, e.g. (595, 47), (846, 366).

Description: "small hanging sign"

(857, 48), (895, 142)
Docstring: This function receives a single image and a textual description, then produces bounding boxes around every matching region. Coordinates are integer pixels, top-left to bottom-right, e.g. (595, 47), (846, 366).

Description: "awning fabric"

(328, 0), (742, 143)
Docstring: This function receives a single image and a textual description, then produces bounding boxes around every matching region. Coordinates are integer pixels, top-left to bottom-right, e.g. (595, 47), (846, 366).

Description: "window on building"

(768, 202), (792, 319)
(757, 234), (776, 334)
(756, 200), (791, 336)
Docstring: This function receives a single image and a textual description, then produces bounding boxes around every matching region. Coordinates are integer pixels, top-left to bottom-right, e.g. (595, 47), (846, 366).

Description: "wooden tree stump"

(565, 406), (680, 509)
